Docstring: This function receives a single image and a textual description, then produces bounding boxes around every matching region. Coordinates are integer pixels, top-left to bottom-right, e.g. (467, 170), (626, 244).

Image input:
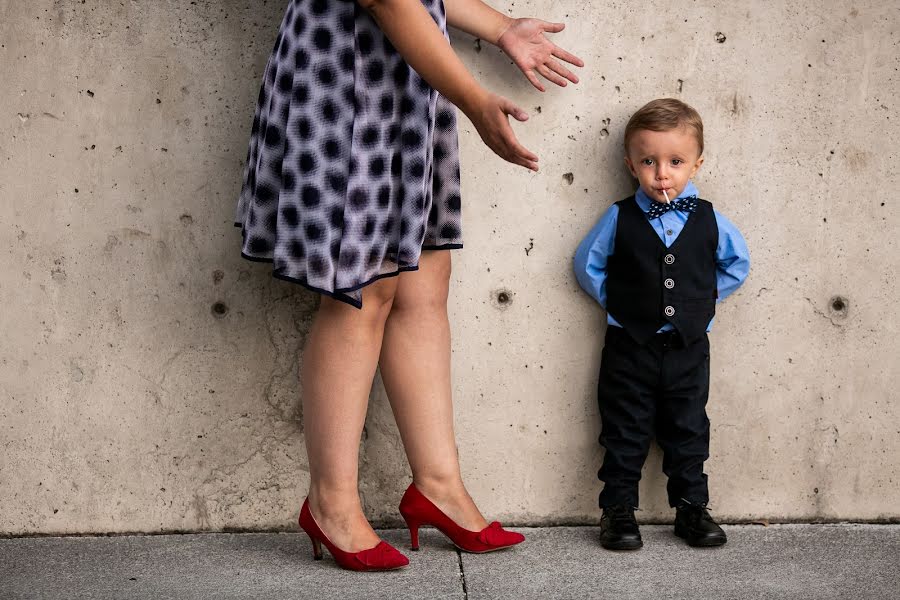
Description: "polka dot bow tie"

(646, 196), (699, 220)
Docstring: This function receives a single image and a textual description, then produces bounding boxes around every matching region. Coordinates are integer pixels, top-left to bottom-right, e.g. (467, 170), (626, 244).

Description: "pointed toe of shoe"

(473, 522), (525, 551)
(355, 541), (410, 570)
(502, 529), (526, 547)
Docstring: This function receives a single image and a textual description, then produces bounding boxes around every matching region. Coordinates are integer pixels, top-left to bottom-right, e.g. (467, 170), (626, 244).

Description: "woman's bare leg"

(379, 251), (489, 530)
(302, 277), (398, 552)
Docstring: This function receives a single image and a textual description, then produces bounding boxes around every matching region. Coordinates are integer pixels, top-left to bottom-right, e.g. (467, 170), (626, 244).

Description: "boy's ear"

(690, 155), (705, 178)
(624, 156), (637, 178)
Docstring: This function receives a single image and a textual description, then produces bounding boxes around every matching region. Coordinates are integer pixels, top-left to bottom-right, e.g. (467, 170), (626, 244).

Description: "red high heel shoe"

(398, 484), (525, 553)
(298, 499), (409, 571)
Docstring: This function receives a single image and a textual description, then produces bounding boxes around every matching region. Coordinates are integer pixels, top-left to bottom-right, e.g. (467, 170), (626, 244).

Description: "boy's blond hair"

(624, 98), (704, 155)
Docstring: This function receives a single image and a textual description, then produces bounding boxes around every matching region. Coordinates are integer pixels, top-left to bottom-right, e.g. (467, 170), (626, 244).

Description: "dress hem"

(236, 238), (463, 309)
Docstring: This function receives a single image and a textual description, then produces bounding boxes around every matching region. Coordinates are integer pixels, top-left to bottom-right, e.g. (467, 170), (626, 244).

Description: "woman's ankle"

(307, 485), (365, 519)
(413, 473), (468, 500)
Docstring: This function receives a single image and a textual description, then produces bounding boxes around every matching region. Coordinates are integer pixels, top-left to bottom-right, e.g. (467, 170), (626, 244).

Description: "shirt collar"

(635, 181), (699, 213)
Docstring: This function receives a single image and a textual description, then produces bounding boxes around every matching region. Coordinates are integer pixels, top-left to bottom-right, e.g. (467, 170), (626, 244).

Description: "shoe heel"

(404, 518), (421, 551)
(308, 534), (324, 560)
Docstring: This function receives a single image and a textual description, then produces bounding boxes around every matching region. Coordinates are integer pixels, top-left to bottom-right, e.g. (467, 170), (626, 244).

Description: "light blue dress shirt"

(573, 181), (751, 332)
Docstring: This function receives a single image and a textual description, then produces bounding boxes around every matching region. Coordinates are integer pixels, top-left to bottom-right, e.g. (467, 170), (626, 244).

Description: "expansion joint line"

(456, 550), (469, 599)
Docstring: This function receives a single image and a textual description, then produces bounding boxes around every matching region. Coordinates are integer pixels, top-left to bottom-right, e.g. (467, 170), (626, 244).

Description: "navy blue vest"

(606, 196), (718, 345)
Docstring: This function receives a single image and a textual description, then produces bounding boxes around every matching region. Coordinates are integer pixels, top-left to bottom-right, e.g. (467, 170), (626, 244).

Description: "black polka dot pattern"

(235, 0), (463, 308)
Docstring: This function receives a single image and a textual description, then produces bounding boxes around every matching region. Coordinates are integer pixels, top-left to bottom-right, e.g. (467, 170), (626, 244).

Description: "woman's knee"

(360, 276), (399, 319)
(393, 252), (452, 313)
(317, 277), (398, 324)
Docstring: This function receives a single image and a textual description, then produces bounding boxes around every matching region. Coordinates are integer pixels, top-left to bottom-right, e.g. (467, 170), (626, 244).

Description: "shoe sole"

(454, 542), (521, 554)
(674, 526), (727, 547)
(600, 539), (644, 551)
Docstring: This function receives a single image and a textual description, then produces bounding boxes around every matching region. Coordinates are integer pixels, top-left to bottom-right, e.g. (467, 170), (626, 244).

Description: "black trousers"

(597, 326), (711, 508)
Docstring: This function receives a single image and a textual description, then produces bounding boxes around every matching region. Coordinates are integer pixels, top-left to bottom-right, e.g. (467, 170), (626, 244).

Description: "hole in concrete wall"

(829, 295), (848, 318)
(563, 172), (574, 185)
(491, 289), (514, 310)
(715, 32), (726, 43)
(211, 302), (229, 318)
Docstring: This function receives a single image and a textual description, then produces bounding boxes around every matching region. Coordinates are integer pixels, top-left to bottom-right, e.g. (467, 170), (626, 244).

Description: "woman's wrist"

(456, 86), (490, 118)
(490, 14), (514, 46)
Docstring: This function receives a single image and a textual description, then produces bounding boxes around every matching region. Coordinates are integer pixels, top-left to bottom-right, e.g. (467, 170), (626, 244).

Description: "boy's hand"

(496, 19), (584, 92)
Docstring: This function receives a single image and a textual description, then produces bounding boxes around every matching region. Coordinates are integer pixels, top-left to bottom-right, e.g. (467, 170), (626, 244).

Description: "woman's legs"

(301, 277), (398, 552)
(302, 250), (485, 553)
(379, 251), (489, 531)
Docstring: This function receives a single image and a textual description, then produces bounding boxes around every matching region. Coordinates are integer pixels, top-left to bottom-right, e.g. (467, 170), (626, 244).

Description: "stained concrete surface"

(1, 526), (898, 599)
(0, 529), (463, 600)
(462, 525), (900, 600)
(1, 0), (899, 536)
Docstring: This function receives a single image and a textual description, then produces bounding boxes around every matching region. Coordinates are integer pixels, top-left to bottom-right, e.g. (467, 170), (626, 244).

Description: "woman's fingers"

(551, 45), (585, 68)
(515, 156), (540, 171)
(524, 69), (546, 92)
(547, 57), (579, 84)
(509, 137), (538, 165)
(506, 142), (539, 171)
(537, 64), (568, 87)
(503, 128), (538, 165)
(493, 125), (538, 171)
(498, 100), (538, 164)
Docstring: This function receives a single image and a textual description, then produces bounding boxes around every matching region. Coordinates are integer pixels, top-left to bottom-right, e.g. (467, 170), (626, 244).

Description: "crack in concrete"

(259, 283), (315, 425)
(157, 347), (188, 388)
(456, 550), (469, 599)
(804, 297), (843, 327)
(184, 283), (317, 528)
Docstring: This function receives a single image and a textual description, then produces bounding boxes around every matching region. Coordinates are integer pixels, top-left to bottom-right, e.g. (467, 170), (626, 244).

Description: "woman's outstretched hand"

(465, 91), (539, 172)
(496, 19), (585, 92)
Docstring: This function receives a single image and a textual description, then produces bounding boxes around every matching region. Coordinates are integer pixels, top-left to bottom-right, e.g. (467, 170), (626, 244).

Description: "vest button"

(664, 305), (676, 317)
(664, 253), (675, 265)
(664, 278), (675, 289)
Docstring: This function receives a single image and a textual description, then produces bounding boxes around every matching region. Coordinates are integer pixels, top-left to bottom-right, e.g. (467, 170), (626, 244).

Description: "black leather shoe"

(674, 503), (727, 547)
(599, 504), (643, 550)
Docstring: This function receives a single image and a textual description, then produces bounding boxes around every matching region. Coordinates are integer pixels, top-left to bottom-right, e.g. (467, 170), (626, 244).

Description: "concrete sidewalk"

(1, 525), (898, 599)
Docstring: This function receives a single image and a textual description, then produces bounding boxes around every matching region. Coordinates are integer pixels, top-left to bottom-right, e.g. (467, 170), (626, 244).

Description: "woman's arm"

(360, 0), (538, 170)
(442, 0), (512, 44)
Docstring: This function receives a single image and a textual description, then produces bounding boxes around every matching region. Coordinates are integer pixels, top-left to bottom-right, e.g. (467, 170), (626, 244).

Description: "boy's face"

(624, 127), (704, 203)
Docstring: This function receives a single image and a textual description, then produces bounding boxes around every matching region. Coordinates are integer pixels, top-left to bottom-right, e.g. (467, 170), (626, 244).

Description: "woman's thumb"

(502, 98), (529, 122)
(541, 21), (565, 33)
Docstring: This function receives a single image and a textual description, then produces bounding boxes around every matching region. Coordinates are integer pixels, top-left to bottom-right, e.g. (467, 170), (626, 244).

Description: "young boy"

(574, 99), (750, 550)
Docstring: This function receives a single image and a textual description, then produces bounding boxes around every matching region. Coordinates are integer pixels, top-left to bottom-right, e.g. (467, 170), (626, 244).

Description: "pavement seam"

(456, 550), (469, 599)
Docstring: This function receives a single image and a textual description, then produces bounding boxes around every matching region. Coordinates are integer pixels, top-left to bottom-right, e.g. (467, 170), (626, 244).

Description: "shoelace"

(606, 505), (637, 524)
(680, 502), (716, 524)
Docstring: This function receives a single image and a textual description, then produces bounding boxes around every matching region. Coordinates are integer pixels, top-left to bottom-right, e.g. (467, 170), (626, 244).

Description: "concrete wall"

(1, 0), (897, 535)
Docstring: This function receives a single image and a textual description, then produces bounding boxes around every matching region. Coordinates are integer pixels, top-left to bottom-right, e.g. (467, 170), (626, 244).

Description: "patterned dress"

(235, 0), (463, 308)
